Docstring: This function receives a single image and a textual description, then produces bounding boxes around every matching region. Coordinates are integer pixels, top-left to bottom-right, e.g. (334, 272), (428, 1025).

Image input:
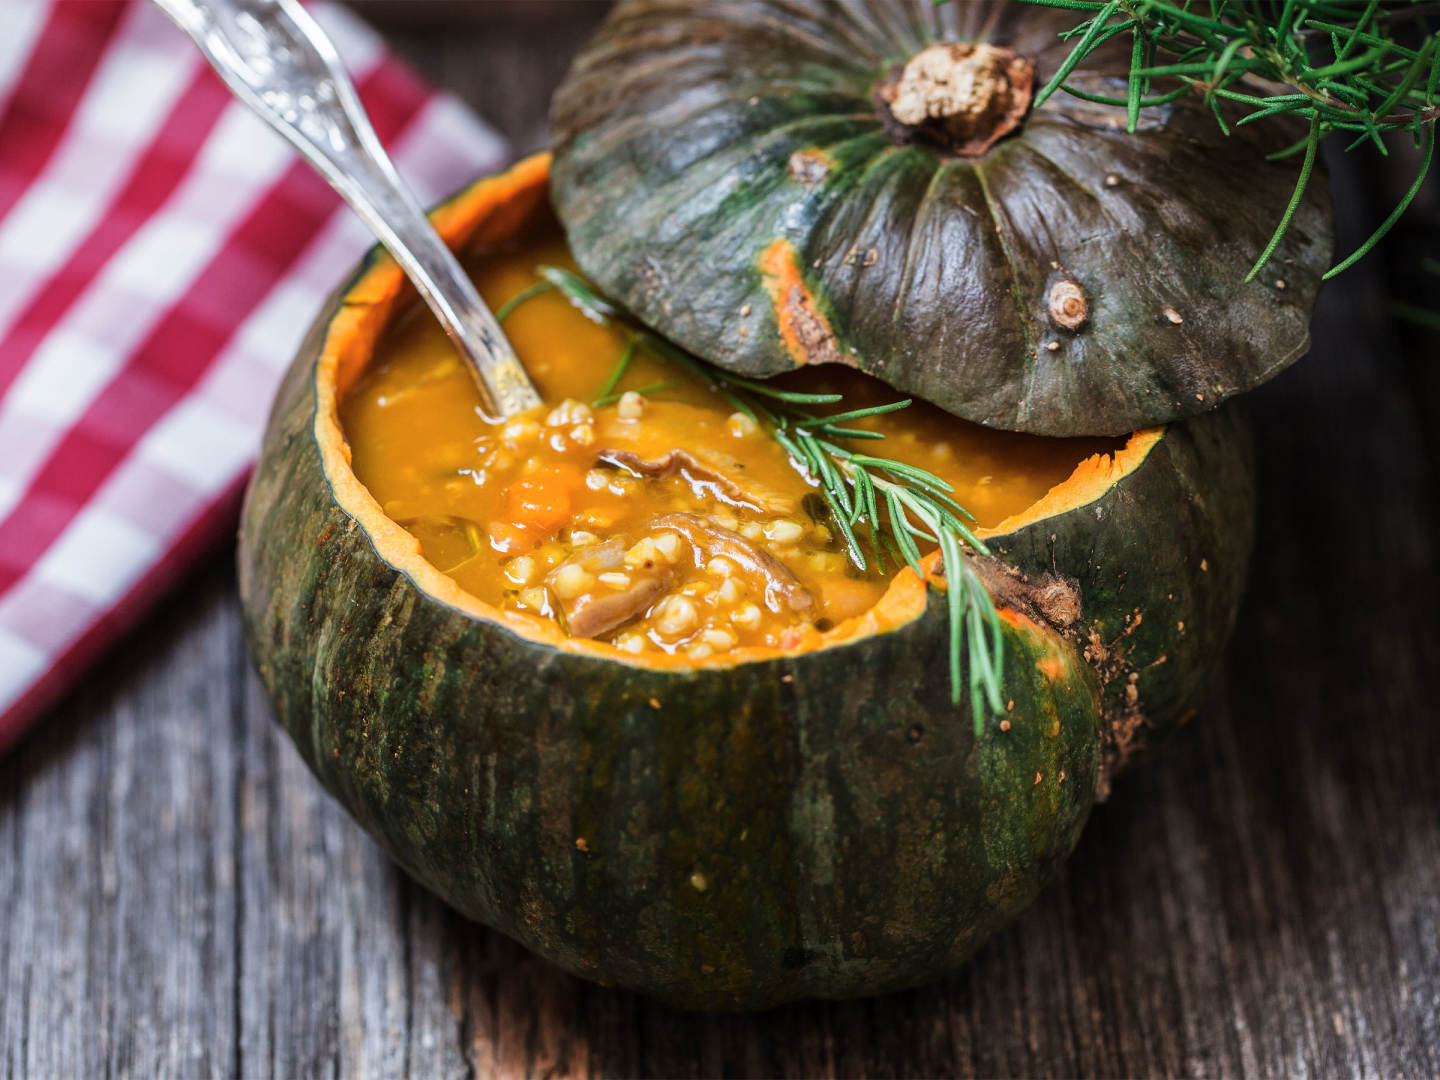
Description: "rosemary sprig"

(533, 264), (1007, 724)
(1011, 0), (1438, 279)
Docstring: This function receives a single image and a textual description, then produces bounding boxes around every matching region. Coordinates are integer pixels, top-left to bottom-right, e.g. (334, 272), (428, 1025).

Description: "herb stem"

(593, 339), (636, 404)
(493, 280), (554, 322)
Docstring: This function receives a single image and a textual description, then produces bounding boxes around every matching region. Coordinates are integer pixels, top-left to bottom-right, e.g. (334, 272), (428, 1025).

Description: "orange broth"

(339, 231), (1125, 658)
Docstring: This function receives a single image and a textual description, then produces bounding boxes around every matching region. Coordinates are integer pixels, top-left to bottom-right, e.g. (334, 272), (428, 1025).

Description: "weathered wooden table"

(3, 5), (1437, 1077)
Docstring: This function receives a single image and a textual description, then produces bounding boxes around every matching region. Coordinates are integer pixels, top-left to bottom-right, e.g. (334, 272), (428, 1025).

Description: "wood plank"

(0, 572), (242, 1078)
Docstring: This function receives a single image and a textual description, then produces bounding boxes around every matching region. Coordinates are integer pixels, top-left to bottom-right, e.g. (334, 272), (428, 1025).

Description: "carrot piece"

(816, 576), (887, 624)
(503, 463), (585, 539)
(487, 521), (530, 556)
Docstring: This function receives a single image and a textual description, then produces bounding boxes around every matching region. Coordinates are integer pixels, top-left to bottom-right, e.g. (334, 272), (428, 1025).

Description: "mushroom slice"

(546, 537), (674, 639)
(649, 512), (814, 615)
(596, 449), (795, 515)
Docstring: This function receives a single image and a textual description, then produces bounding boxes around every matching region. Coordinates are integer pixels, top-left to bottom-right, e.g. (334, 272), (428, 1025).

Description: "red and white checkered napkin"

(0, 0), (510, 752)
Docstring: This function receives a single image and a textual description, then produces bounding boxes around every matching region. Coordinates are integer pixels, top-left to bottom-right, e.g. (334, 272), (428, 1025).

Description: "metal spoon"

(152, 0), (542, 420)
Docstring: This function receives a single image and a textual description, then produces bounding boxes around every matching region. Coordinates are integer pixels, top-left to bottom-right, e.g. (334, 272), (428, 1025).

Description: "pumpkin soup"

(339, 230), (1125, 659)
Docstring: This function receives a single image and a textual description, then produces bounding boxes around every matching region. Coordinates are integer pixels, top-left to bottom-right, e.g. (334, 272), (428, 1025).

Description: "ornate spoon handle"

(153, 0), (542, 420)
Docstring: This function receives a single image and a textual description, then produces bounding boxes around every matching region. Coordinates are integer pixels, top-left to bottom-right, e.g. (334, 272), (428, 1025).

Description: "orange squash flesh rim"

(312, 152), (1163, 670)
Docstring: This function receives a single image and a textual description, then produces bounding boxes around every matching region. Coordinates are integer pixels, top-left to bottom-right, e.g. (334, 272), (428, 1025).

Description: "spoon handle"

(153, 0), (542, 420)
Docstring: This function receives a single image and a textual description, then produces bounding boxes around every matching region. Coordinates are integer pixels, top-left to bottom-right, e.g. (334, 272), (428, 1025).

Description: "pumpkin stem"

(875, 43), (1035, 158)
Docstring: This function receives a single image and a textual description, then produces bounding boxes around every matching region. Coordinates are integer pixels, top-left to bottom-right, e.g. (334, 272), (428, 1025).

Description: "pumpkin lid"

(549, 0), (1334, 437)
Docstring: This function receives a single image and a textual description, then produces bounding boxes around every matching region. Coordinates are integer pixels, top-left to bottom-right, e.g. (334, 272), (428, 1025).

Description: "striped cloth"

(0, 0), (509, 753)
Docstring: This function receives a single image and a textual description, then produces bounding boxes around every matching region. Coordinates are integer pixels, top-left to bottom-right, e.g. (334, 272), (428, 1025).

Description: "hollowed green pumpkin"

(238, 155), (1255, 1010)
(550, 0), (1334, 436)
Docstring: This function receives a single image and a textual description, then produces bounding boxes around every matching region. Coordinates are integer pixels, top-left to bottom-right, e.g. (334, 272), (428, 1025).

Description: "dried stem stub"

(876, 42), (1035, 157)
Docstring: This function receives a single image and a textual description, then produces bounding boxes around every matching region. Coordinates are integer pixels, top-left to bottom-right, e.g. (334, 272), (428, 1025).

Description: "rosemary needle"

(493, 280), (554, 323)
(593, 379), (677, 407)
(592, 339), (636, 404)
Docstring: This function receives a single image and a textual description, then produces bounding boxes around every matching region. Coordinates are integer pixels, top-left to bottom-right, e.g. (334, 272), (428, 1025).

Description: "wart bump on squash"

(1048, 280), (1088, 331)
(787, 148), (830, 187)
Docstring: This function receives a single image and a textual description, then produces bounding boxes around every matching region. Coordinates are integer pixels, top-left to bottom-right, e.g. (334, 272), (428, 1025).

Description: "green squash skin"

(550, 0), (1333, 437)
(237, 173), (1255, 1010)
(988, 405), (1256, 786)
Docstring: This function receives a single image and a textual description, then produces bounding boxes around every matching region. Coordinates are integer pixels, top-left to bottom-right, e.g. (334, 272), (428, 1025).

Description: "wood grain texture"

(2, 5), (1437, 1076)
